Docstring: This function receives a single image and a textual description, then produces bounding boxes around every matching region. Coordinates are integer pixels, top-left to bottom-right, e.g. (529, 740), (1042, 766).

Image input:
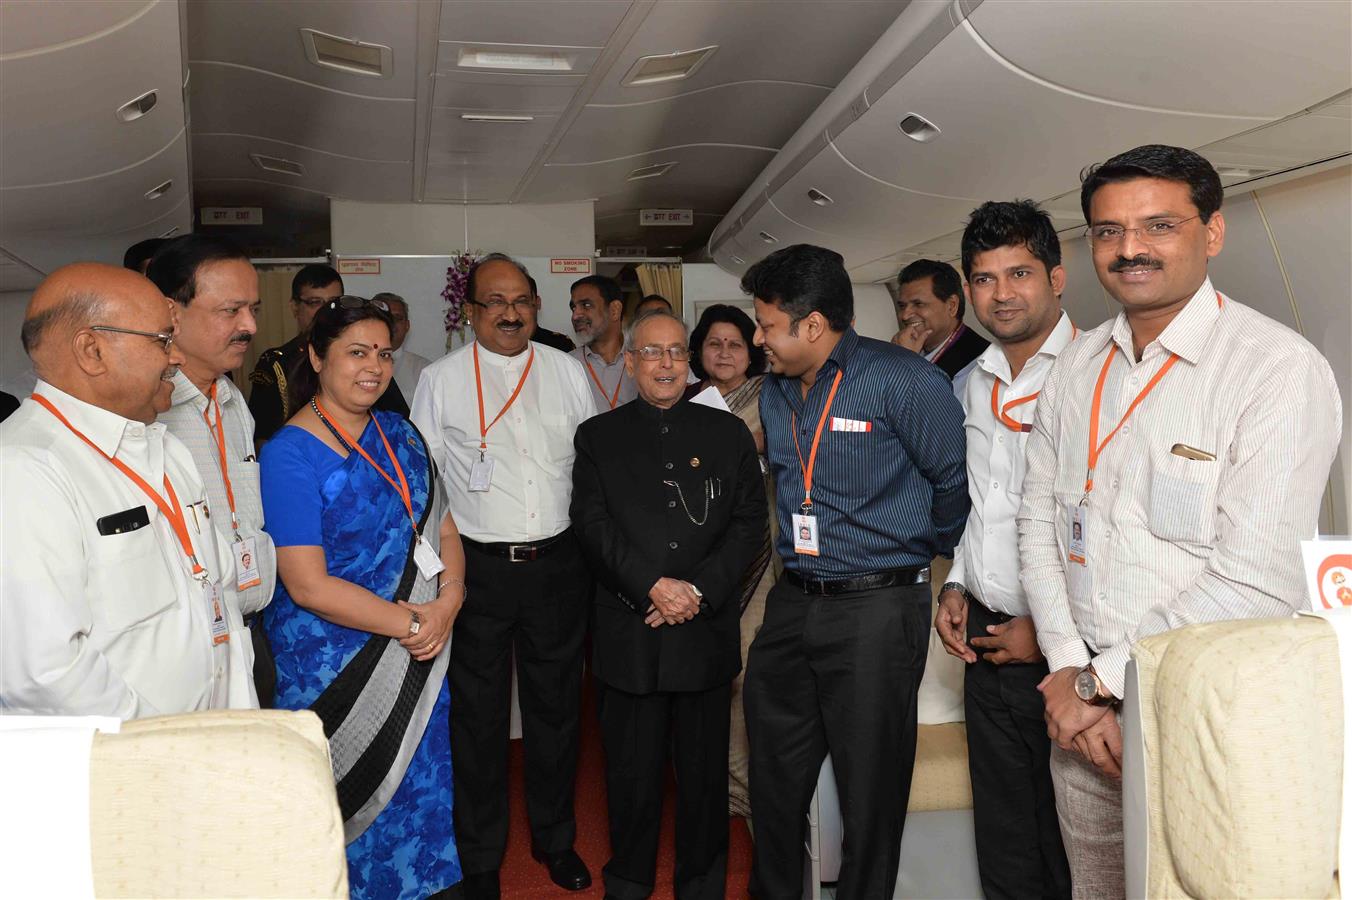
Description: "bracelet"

(436, 577), (467, 600)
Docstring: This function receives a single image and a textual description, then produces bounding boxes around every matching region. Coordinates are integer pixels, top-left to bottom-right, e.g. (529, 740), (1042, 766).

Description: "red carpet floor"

(498, 678), (754, 899)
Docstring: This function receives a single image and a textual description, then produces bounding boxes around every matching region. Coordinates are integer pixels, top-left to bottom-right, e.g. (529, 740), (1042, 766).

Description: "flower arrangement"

(443, 251), (481, 337)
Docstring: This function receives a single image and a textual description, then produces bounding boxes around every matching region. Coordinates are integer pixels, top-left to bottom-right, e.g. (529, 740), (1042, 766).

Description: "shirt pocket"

(88, 527), (177, 632)
(1147, 450), (1221, 546)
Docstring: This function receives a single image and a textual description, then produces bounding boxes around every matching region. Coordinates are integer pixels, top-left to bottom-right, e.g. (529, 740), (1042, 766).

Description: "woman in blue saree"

(260, 296), (462, 899)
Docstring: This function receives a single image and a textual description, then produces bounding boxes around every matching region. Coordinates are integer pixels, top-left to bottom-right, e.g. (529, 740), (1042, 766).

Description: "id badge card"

(413, 534), (445, 580)
(204, 580), (229, 645)
(233, 536), (262, 591)
(1067, 503), (1088, 566)
(792, 513), (820, 556)
(469, 456), (495, 492)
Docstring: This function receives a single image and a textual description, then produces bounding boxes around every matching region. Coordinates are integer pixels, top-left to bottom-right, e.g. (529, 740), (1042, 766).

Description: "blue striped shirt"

(761, 328), (969, 577)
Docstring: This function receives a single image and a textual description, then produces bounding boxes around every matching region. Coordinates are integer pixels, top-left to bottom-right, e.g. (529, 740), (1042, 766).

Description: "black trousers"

(450, 533), (590, 875)
(744, 578), (930, 900)
(965, 599), (1071, 900)
(597, 682), (731, 900)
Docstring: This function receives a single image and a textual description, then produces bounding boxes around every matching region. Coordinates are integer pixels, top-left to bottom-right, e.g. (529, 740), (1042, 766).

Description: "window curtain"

(232, 264), (302, 386)
(635, 263), (682, 315)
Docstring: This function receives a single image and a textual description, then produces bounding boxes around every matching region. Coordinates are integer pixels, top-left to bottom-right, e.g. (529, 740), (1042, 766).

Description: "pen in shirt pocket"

(1170, 443), (1216, 461)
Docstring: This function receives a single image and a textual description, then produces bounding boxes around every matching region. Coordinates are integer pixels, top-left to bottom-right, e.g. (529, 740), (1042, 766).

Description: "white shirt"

(393, 347), (432, 405)
(951, 312), (1076, 617)
(926, 335), (978, 399)
(158, 371), (274, 616)
(1, 382), (256, 717)
(569, 343), (637, 414)
(411, 340), (596, 543)
(1019, 280), (1343, 698)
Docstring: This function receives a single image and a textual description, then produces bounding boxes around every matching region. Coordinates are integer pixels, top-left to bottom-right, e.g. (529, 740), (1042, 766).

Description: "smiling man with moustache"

(1018, 145), (1342, 897)
(569, 274), (637, 413)
(147, 234), (276, 707)
(412, 253), (597, 899)
(2, 263), (254, 715)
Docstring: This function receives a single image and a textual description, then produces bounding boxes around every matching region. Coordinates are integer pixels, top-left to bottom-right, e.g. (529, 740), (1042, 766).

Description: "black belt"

(462, 530), (570, 563)
(784, 566), (930, 596)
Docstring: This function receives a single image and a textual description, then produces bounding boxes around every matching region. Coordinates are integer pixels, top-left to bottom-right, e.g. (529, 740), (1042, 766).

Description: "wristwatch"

(940, 581), (969, 600)
(1075, 665), (1116, 706)
(408, 609), (422, 637)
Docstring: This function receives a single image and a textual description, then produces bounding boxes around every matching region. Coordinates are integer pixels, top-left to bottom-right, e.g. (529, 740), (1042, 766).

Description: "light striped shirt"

(951, 311), (1076, 617)
(570, 344), (637, 414)
(160, 371), (275, 616)
(1018, 279), (1342, 697)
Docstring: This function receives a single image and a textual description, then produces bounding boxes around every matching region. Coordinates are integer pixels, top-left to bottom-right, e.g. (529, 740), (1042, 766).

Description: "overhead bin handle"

(115, 90), (158, 123)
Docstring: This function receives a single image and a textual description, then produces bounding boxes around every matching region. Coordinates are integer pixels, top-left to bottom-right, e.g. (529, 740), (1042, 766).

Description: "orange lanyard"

(472, 342), (534, 454)
(583, 354), (623, 410)
(790, 370), (843, 512)
(991, 323), (1078, 433)
(33, 393), (207, 579)
(1084, 294), (1222, 495)
(313, 397), (416, 530)
(202, 381), (240, 534)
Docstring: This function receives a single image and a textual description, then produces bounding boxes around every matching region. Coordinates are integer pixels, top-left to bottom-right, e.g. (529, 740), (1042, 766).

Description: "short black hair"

(571, 274), (623, 306)
(123, 238), (168, 273)
(689, 304), (767, 380)
(146, 234), (251, 306)
(291, 264), (343, 300)
(466, 252), (531, 302)
(1080, 143), (1223, 223)
(740, 244), (852, 332)
(961, 200), (1062, 281)
(897, 258), (965, 320)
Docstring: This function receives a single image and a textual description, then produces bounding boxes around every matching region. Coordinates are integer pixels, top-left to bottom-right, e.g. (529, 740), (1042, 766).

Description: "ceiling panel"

(424, 164), (525, 202)
(186, 0), (420, 99)
(190, 61), (414, 162)
(550, 82), (828, 165)
(968, 0), (1352, 119)
(438, 1), (631, 46)
(1199, 113), (1352, 175)
(2, 195), (193, 274)
(0, 0), (149, 56)
(531, 145), (773, 204)
(192, 134), (413, 201)
(0, 0), (184, 186)
(433, 72), (583, 112)
(428, 107), (560, 162)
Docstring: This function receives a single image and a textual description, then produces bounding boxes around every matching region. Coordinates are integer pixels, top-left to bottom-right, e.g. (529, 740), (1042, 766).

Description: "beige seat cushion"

(90, 710), (348, 899)
(908, 722), (973, 812)
(1134, 617), (1341, 899)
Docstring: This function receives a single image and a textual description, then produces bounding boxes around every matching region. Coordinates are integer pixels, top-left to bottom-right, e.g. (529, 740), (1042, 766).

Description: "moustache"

(161, 365), (180, 381)
(1109, 255), (1163, 273)
(496, 320), (523, 329)
(229, 332), (254, 346)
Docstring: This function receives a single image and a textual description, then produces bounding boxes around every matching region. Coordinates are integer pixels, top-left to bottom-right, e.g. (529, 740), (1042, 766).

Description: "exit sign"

(640, 209), (693, 226)
(200, 206), (263, 225)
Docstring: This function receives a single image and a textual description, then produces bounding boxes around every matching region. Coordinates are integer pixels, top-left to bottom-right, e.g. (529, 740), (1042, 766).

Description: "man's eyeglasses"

(468, 298), (536, 314)
(631, 344), (690, 362)
(1084, 215), (1201, 247)
(89, 325), (175, 353)
(326, 295), (390, 313)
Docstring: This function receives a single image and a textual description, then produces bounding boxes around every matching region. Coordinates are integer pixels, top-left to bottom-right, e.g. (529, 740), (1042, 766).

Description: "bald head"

(24, 262), (183, 423)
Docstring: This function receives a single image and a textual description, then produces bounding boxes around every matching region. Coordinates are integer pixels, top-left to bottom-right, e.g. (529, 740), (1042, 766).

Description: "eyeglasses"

(467, 298), (536, 314)
(1084, 215), (1201, 247)
(631, 344), (690, 361)
(326, 295), (390, 312)
(89, 324), (175, 353)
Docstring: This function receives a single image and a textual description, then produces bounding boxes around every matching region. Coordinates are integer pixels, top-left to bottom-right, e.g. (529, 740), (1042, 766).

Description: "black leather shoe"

(530, 847), (592, 891)
(459, 870), (500, 900)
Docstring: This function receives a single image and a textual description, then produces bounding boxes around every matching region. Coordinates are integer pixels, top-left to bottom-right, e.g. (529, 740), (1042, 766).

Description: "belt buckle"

(508, 543), (536, 563)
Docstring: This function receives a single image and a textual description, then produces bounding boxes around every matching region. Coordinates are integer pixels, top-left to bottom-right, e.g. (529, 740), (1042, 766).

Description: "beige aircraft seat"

(1123, 617), (1342, 899)
(90, 709), (348, 898)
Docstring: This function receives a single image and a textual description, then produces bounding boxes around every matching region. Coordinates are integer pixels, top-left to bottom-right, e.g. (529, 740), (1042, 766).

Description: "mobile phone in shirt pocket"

(1147, 446), (1220, 546)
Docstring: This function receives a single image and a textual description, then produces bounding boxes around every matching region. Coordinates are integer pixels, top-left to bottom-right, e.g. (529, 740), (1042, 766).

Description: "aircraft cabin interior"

(0, 1), (1349, 898)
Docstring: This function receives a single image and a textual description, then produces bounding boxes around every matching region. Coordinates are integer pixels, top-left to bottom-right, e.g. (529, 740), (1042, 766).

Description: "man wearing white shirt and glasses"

(935, 200), (1073, 900)
(1, 263), (254, 716)
(1018, 144), (1342, 897)
(412, 253), (597, 899)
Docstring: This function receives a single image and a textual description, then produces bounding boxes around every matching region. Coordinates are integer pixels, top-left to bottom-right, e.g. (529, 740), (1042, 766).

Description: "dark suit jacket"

(933, 323), (990, 381)
(571, 398), (767, 694)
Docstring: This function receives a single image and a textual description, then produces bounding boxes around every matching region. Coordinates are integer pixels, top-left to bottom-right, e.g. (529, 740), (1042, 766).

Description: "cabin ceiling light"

(116, 90), (157, 123)
(899, 113), (940, 143)
(144, 180), (173, 200)
(1216, 166), (1270, 178)
(807, 188), (833, 206)
(302, 29), (393, 78)
(457, 45), (578, 72)
(251, 153), (305, 177)
(626, 162), (677, 181)
(459, 114), (536, 123)
(622, 46), (717, 87)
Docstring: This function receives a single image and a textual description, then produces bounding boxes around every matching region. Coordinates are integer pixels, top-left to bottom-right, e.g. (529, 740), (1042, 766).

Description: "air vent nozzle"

(301, 28), (393, 78)
(807, 188), (834, 206)
(251, 153), (305, 177)
(622, 46), (717, 86)
(899, 113), (940, 143)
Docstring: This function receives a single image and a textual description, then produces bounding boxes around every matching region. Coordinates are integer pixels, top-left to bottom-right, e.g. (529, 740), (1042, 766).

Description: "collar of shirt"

(34, 379), (163, 459)
(169, 370), (238, 412)
(976, 310), (1077, 385)
(774, 327), (861, 411)
(1085, 277), (1221, 365)
(632, 396), (687, 420)
(580, 344), (625, 368)
(475, 339), (533, 370)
